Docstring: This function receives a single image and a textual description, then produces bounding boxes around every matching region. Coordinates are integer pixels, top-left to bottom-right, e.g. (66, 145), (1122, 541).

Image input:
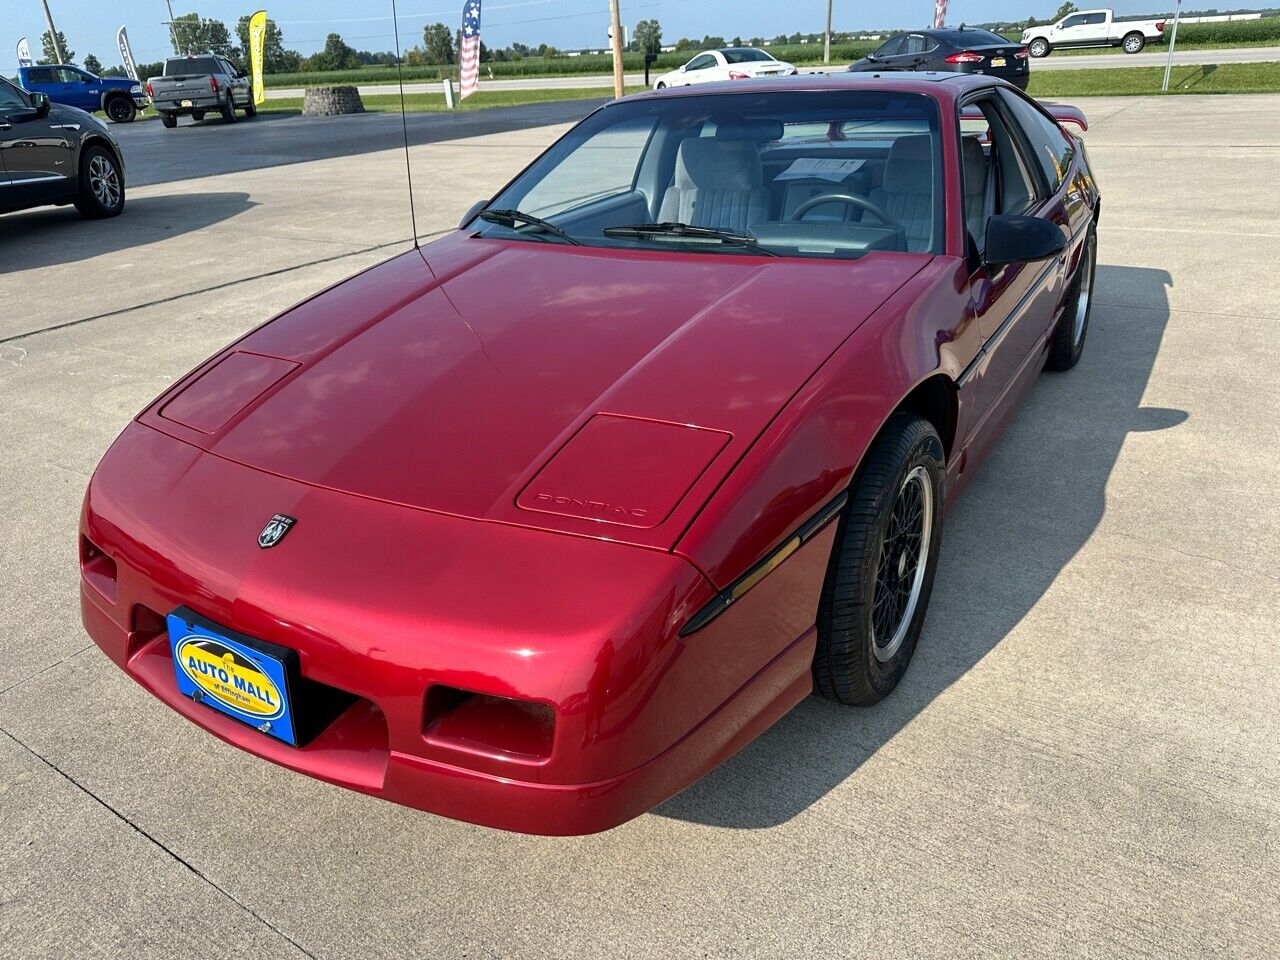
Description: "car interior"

(485, 92), (949, 260)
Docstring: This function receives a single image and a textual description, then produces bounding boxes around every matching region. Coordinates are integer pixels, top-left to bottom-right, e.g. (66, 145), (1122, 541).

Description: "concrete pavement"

(2, 94), (1279, 959)
(262, 45), (1280, 100)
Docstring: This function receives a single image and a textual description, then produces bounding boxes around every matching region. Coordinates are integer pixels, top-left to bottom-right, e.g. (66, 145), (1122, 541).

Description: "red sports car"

(80, 74), (1099, 835)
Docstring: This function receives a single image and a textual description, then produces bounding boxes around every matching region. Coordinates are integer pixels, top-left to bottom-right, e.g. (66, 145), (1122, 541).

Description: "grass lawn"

(260, 85), (643, 114)
(247, 63), (1279, 120)
(1028, 60), (1280, 95)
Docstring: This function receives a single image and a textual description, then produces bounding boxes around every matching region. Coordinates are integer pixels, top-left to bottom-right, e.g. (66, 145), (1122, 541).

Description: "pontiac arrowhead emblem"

(257, 514), (296, 549)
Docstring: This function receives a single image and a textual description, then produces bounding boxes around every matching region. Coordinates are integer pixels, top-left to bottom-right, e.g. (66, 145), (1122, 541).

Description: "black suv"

(0, 76), (126, 219)
(848, 28), (1030, 91)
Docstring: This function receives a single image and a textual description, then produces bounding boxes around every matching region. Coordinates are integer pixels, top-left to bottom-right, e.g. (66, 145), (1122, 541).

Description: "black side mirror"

(30, 92), (51, 119)
(983, 214), (1067, 268)
(460, 199), (488, 229)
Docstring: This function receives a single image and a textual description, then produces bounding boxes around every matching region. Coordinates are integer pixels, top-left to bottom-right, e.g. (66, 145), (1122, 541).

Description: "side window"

(997, 88), (1074, 192)
(0, 80), (30, 111)
(23, 67), (56, 84)
(687, 55), (715, 71)
(54, 67), (84, 83)
(903, 35), (928, 55)
(959, 99), (1040, 252)
(1086, 12), (1107, 24)
(877, 36), (905, 57)
(1061, 15), (1084, 28)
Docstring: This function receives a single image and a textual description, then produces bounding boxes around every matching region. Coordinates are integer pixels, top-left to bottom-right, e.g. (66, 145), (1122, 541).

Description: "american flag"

(459, 0), (482, 99)
(932, 0), (948, 28)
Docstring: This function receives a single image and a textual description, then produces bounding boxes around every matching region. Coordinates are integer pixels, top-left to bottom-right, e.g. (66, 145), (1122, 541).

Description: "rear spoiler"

(1039, 101), (1088, 132)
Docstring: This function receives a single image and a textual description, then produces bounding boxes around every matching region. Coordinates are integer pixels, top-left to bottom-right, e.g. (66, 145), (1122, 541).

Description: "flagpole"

(609, 0), (624, 99)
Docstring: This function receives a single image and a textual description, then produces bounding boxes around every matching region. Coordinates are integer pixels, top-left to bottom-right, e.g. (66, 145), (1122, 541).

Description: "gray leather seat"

(869, 135), (938, 253)
(960, 135), (993, 246)
(658, 120), (780, 234)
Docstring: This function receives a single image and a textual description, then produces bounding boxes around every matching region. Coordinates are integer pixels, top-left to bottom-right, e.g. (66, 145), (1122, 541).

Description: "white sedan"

(652, 47), (799, 90)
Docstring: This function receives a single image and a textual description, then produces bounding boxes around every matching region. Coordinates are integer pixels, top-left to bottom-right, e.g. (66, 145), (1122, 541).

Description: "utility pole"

(824, 0), (833, 64)
(609, 0), (625, 99)
(40, 0), (66, 64)
(165, 0), (182, 54)
(1161, 0), (1183, 92)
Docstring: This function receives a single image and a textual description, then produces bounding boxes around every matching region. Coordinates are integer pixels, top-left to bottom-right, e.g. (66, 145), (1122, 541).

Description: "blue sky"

(4, 0), (1186, 75)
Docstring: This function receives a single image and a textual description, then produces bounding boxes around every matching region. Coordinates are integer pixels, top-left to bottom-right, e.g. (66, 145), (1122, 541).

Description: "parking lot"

(2, 92), (1279, 958)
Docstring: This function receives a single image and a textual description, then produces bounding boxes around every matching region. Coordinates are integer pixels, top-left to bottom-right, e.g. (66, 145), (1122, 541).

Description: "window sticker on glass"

(775, 158), (868, 183)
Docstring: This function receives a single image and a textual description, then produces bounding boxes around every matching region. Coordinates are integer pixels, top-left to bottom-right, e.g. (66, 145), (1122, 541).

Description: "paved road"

(112, 97), (609, 187)
(3, 95), (1280, 959)
(263, 45), (1280, 99)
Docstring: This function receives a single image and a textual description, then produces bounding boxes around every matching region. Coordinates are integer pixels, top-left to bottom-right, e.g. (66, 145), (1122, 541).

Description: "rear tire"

(655, 82), (666, 89)
(1028, 37), (1051, 58)
(1122, 32), (1146, 53)
(813, 414), (945, 706)
(1046, 225), (1097, 372)
(221, 96), (237, 124)
(160, 112), (177, 128)
(105, 97), (136, 123)
(73, 145), (126, 219)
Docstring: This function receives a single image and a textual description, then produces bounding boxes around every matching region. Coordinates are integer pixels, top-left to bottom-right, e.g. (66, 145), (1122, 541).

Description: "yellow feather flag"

(249, 10), (268, 106)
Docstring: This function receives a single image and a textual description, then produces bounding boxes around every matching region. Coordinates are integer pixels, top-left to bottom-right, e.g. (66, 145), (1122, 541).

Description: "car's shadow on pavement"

(0, 192), (257, 274)
(656, 264), (1186, 830)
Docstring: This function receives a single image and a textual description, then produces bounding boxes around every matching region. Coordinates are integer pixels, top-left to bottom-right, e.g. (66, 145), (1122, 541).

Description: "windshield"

(475, 90), (944, 260)
(166, 57), (222, 76)
(722, 49), (775, 64)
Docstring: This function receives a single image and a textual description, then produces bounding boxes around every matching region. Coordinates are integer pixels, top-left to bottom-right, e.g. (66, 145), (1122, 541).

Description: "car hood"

(140, 236), (929, 548)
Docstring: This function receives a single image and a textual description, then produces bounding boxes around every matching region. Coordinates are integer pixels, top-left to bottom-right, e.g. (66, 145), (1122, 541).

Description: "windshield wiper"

(478, 208), (582, 245)
(603, 222), (777, 256)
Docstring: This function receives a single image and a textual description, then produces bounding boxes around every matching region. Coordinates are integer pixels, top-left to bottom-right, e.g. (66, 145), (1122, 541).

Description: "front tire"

(105, 97), (136, 123)
(1046, 225), (1097, 371)
(1028, 37), (1051, 58)
(244, 99), (257, 117)
(73, 146), (125, 219)
(1122, 32), (1146, 53)
(813, 414), (945, 706)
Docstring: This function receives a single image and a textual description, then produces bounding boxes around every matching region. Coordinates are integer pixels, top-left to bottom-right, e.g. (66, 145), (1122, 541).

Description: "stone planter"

(302, 86), (366, 116)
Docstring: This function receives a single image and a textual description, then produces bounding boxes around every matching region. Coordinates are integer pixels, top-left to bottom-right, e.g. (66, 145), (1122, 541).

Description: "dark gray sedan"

(848, 28), (1030, 91)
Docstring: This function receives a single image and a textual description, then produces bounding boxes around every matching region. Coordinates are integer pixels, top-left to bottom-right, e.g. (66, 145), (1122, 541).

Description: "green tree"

(82, 53), (102, 74)
(702, 35), (727, 48)
(1052, 2), (1077, 20)
(423, 22), (454, 64)
(171, 14), (234, 57)
(235, 15), (287, 71)
(310, 33), (359, 71)
(674, 37), (695, 51)
(39, 30), (74, 64)
(633, 19), (662, 55)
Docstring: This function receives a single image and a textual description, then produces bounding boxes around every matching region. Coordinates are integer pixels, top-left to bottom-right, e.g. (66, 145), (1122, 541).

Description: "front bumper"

(80, 422), (829, 833)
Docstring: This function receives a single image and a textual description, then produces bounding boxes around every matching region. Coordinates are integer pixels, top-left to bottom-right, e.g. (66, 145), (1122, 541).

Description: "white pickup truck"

(1022, 8), (1167, 57)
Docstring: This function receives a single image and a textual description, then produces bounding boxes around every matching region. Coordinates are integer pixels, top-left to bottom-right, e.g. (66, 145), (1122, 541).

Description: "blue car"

(17, 64), (147, 123)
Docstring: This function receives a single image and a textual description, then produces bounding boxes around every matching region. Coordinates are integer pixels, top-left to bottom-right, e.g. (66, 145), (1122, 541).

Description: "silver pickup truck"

(145, 54), (255, 128)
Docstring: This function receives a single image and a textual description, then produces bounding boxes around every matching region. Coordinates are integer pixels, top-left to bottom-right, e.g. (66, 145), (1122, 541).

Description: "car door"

(683, 53), (721, 84)
(1052, 14), (1091, 46)
(878, 35), (922, 71)
(900, 33), (937, 71)
(0, 82), (76, 207)
(955, 92), (1067, 459)
(51, 66), (98, 112)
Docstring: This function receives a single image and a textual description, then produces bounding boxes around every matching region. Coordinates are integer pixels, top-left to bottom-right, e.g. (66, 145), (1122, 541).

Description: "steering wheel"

(790, 193), (899, 228)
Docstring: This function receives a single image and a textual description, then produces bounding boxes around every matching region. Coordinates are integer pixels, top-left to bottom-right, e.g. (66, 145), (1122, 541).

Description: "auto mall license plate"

(990, 57), (1006, 67)
(180, 99), (193, 107)
(168, 608), (299, 745)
